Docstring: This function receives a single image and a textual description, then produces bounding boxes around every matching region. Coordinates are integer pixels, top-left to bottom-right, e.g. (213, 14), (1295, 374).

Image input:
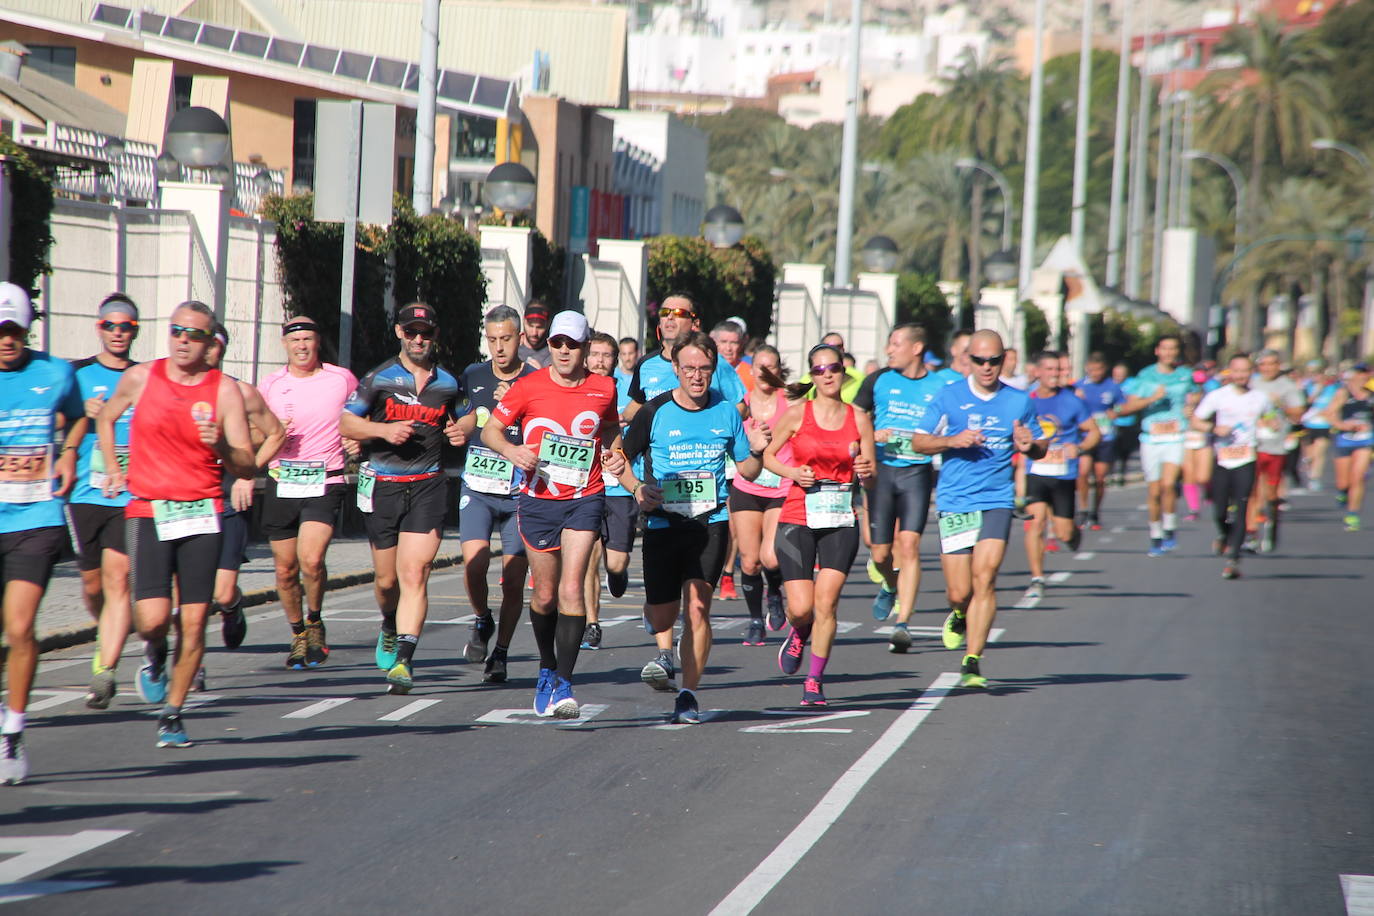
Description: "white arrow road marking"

(0, 829), (130, 904)
(740, 710), (872, 735)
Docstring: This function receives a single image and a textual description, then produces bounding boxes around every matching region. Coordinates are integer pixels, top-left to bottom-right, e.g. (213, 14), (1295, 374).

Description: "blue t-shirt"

(621, 390), (751, 529)
(603, 369), (636, 497)
(1133, 364), (1198, 444)
(933, 368), (964, 387)
(69, 356), (134, 508)
(853, 367), (948, 467)
(0, 351), (83, 533)
(1114, 376), (1140, 427)
(1027, 388), (1091, 481)
(1074, 377), (1125, 442)
(915, 377), (1042, 512)
(628, 350), (746, 408)
(1303, 381), (1339, 429)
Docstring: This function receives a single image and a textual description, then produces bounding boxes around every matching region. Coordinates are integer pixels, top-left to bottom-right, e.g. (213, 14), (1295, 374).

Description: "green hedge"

(0, 137), (54, 297)
(645, 235), (776, 345)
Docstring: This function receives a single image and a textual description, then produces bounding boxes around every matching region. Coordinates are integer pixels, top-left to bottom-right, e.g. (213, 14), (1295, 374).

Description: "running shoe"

(778, 624), (807, 676)
(375, 629), (399, 670)
(465, 613), (495, 663)
(533, 667), (557, 716)
(1067, 527), (1083, 553)
(673, 690), (701, 725)
(1147, 540), (1165, 558)
(1161, 534), (1178, 552)
(1222, 563), (1240, 580)
(136, 660), (168, 704)
(1345, 514), (1361, 532)
(304, 621), (328, 667)
(0, 733), (26, 784)
(718, 573), (738, 600)
(220, 602), (247, 649)
(608, 567), (629, 598)
(888, 622), (912, 654)
(1026, 577), (1045, 600)
(580, 622), (603, 650)
(86, 668), (116, 710)
(386, 661), (413, 695)
(1242, 536), (1259, 554)
(1259, 530), (1275, 554)
(800, 677), (827, 706)
(550, 677), (580, 719)
(155, 715), (192, 748)
(941, 609), (967, 650)
(1089, 515), (1102, 531)
(483, 648), (508, 684)
(640, 651), (676, 692)
(766, 590), (786, 632)
(871, 586), (897, 621)
(959, 655), (988, 689)
(743, 619), (767, 646)
(286, 632), (308, 670)
(866, 559), (885, 585)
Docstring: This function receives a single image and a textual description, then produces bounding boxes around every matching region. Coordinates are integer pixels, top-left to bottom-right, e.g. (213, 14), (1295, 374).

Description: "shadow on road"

(34, 754), (356, 784)
(985, 671), (1187, 695)
(0, 798), (262, 826)
(51, 859), (298, 888)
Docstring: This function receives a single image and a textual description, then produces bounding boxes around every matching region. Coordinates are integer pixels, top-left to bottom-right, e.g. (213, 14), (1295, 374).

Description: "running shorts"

(601, 495), (639, 554)
(1140, 440), (1185, 482)
(458, 484), (524, 557)
(65, 502), (126, 571)
(728, 481), (784, 513)
(1303, 426), (1330, 440)
(937, 507), (1014, 555)
(642, 519), (728, 604)
(1025, 476), (1076, 519)
(775, 522), (860, 581)
(1334, 443), (1371, 459)
(517, 492), (604, 553)
(867, 463), (932, 543)
(1089, 438), (1117, 465)
(0, 526), (65, 587)
(1256, 452), (1285, 490)
(127, 516), (220, 604)
(365, 475), (448, 550)
(218, 510), (249, 572)
(261, 478), (347, 541)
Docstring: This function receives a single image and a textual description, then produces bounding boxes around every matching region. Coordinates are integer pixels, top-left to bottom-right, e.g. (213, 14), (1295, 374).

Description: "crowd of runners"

(0, 279), (1368, 783)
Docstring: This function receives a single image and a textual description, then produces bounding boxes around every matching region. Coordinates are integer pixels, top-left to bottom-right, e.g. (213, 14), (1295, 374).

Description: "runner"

(340, 303), (466, 694)
(1181, 385), (1212, 523)
(257, 315), (357, 668)
(484, 310), (625, 719)
(615, 336), (640, 390)
(96, 299), (256, 748)
(853, 323), (946, 652)
(711, 319), (751, 599)
(1117, 335), (1198, 556)
(911, 329), (1046, 689)
(1110, 362), (1140, 485)
(1022, 351), (1098, 599)
(518, 300), (552, 369)
(620, 331), (770, 723)
(1300, 361), (1339, 491)
(0, 283), (82, 782)
(765, 343), (875, 706)
(626, 294), (746, 421)
(1192, 354), (1269, 579)
(1247, 350), (1306, 551)
(1073, 352), (1125, 529)
(63, 293), (139, 709)
(1323, 362), (1373, 532)
(729, 345), (792, 646)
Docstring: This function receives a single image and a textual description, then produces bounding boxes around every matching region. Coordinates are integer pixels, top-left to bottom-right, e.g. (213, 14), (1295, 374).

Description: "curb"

(36, 552), (463, 655)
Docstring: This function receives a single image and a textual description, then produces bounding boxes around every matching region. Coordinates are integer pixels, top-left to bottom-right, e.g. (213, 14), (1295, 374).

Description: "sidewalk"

(37, 537), (462, 652)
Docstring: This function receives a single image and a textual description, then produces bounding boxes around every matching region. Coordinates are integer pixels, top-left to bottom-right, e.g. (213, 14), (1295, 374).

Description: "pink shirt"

(734, 388), (794, 499)
(258, 363), (358, 482)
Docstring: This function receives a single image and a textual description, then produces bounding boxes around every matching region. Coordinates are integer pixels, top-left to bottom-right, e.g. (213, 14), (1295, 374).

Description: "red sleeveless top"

(126, 359), (224, 517)
(780, 401), (860, 525)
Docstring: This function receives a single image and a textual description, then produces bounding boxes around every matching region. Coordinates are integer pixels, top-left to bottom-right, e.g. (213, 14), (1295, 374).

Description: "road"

(3, 483), (1372, 915)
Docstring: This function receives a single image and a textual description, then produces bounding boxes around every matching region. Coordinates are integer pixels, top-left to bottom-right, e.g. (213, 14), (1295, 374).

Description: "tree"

(0, 136), (54, 297)
(645, 235), (776, 345)
(895, 272), (954, 357)
(1316, 0), (1374, 141)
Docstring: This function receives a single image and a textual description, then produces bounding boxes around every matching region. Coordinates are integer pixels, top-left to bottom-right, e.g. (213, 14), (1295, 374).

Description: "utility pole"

(1105, 1), (1132, 288)
(412, 0), (440, 215)
(1125, 27), (1153, 299)
(1070, 0), (1094, 253)
(1019, 0), (1048, 300)
(833, 0), (862, 288)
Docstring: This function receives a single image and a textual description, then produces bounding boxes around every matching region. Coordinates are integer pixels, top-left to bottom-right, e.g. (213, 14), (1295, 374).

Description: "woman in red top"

(763, 344), (875, 706)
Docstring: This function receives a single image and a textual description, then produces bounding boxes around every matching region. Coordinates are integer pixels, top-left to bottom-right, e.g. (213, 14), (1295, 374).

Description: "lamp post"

(702, 204), (745, 249)
(955, 157), (1014, 251)
(161, 105), (234, 320)
(483, 161), (537, 225)
(1183, 149), (1245, 233)
(860, 235), (899, 273)
(1019, 0), (1048, 300)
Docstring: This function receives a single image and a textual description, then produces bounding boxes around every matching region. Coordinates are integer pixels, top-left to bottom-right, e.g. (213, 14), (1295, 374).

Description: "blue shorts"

(458, 484), (524, 556)
(517, 492), (604, 553)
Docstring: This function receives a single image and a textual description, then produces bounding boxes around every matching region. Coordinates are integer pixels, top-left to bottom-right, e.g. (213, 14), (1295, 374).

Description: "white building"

(599, 110), (707, 238)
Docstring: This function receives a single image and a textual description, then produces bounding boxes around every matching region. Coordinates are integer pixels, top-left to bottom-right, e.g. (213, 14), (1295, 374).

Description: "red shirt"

(780, 401), (859, 526)
(126, 359), (224, 517)
(491, 367), (620, 500)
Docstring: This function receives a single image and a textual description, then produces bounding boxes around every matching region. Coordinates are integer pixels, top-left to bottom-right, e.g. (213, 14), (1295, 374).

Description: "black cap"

(524, 302), (551, 322)
(396, 303), (437, 329)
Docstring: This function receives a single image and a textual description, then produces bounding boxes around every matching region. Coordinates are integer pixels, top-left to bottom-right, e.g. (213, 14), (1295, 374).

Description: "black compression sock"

(396, 634), (418, 665)
(763, 566), (783, 595)
(290, 621), (306, 635)
(740, 571), (764, 620)
(306, 609), (322, 623)
(530, 611), (557, 670)
(381, 612), (397, 634)
(554, 614), (584, 681)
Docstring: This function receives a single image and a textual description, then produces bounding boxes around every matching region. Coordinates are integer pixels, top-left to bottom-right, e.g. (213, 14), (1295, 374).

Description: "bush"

(645, 235), (776, 346)
(1088, 310), (1183, 370)
(0, 137), (54, 297)
(896, 272), (955, 358)
(1021, 300), (1050, 354)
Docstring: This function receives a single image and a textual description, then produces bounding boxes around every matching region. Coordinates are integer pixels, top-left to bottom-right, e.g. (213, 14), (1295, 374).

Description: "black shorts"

(0, 526), (65, 587)
(365, 475), (448, 550)
(775, 522), (860, 581)
(937, 507), (1014, 555)
(1303, 426), (1330, 440)
(728, 482), (785, 513)
(642, 519), (729, 604)
(867, 463), (932, 543)
(458, 485), (524, 556)
(601, 494), (639, 553)
(218, 510), (249, 572)
(1025, 475), (1077, 519)
(517, 492), (604, 552)
(1089, 439), (1117, 465)
(65, 502), (126, 571)
(127, 516), (220, 604)
(261, 477), (346, 541)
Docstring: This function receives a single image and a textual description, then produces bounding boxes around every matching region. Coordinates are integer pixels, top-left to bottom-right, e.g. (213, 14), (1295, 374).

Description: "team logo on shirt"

(967, 413), (983, 429)
(384, 401), (445, 426)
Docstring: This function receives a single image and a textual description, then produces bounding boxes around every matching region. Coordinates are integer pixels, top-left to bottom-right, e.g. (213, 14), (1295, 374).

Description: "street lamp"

(860, 235), (899, 273)
(483, 162), (537, 220)
(1183, 149), (1246, 233)
(1312, 138), (1373, 171)
(983, 249), (1017, 287)
(164, 106), (231, 170)
(955, 157), (1014, 251)
(252, 168), (275, 196)
(702, 204), (745, 249)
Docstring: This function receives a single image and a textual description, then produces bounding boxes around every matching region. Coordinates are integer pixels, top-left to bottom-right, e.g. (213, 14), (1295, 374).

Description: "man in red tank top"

(96, 300), (256, 749)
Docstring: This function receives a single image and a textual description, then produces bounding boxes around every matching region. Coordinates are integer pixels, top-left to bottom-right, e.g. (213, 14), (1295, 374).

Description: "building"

(598, 109), (706, 239)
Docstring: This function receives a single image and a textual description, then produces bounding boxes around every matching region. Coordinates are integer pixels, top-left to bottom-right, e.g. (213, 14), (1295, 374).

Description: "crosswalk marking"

(1342, 875), (1374, 915)
(1074, 551), (1096, 561)
(27, 690), (85, 713)
(1049, 571), (1073, 583)
(475, 705), (608, 726)
(378, 699), (442, 722)
(282, 698), (353, 719)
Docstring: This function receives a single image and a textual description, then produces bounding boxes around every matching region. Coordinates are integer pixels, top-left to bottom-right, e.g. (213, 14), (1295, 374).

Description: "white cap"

(549, 310), (590, 343)
(0, 282), (33, 330)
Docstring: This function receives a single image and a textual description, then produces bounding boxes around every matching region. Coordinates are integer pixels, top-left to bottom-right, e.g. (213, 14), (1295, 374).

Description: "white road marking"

(282, 698), (353, 719)
(1111, 525), (1126, 533)
(26, 690), (85, 713)
(834, 621), (861, 634)
(1049, 571), (1073, 583)
(475, 705), (608, 726)
(595, 615), (642, 628)
(709, 673), (959, 915)
(873, 626), (1004, 642)
(1343, 875), (1374, 915)
(426, 616), (477, 625)
(1013, 594), (1042, 609)
(378, 699), (441, 722)
(322, 609), (387, 621)
(33, 658), (90, 673)
(1074, 551), (1096, 561)
(0, 829), (130, 903)
(1099, 536), (1114, 543)
(141, 695), (216, 717)
(740, 710), (871, 735)
(714, 619), (745, 631)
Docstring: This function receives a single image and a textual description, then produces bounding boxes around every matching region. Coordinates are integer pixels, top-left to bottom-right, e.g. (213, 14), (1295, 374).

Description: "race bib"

(356, 463), (375, 513)
(151, 498), (220, 541)
(0, 445), (52, 504)
(938, 510), (982, 553)
(1148, 418), (1182, 440)
(1030, 446), (1068, 477)
(88, 445), (130, 492)
(885, 430), (918, 460)
(1217, 444), (1256, 469)
(752, 466), (784, 489)
(1184, 430), (1208, 450)
(661, 470), (718, 517)
(464, 446), (516, 496)
(538, 433), (594, 489)
(275, 459), (326, 499)
(804, 481), (854, 528)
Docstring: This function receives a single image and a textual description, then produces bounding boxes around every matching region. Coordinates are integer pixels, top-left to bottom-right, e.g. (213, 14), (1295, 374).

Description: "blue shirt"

(915, 377), (1042, 512)
(628, 350), (746, 408)
(853, 367), (947, 467)
(621, 390), (751, 529)
(1133, 364), (1198, 444)
(933, 368), (964, 387)
(0, 351), (83, 533)
(1074, 377), (1125, 442)
(69, 356), (134, 507)
(1114, 376), (1140, 427)
(1028, 388), (1091, 481)
(604, 369), (636, 497)
(1303, 381), (1339, 429)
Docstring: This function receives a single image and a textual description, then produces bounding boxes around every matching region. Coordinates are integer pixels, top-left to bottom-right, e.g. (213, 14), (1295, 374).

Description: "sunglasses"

(969, 354), (1006, 367)
(100, 320), (138, 333)
(402, 326), (435, 339)
(659, 307), (695, 320)
(169, 324), (215, 343)
(548, 335), (584, 350)
(810, 362), (844, 377)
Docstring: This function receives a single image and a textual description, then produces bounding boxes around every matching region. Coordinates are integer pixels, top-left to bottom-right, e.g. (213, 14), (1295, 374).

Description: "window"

(25, 46), (77, 84)
(173, 75), (193, 112)
(292, 99), (316, 190)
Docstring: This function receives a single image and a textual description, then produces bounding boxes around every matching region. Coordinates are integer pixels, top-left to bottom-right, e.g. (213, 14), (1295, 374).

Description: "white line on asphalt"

(714, 619), (744, 631)
(834, 621), (861, 634)
(1099, 537), (1114, 543)
(27, 690), (85, 713)
(0, 829), (130, 884)
(1343, 875), (1374, 915)
(740, 710), (871, 735)
(709, 672), (959, 915)
(595, 615), (643, 628)
(141, 695), (215, 717)
(475, 705), (608, 726)
(873, 626), (1005, 642)
(282, 698), (353, 719)
(33, 658), (90, 673)
(1013, 595), (1042, 609)
(1073, 551), (1095, 561)
(426, 616), (477, 625)
(1111, 525), (1126, 533)
(1049, 572), (1073, 583)
(378, 699), (441, 722)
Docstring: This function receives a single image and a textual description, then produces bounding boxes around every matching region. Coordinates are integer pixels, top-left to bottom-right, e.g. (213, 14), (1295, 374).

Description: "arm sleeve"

(852, 370), (878, 413)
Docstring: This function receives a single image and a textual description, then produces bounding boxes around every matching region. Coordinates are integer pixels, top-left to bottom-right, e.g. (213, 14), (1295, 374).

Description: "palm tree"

(862, 152), (970, 282)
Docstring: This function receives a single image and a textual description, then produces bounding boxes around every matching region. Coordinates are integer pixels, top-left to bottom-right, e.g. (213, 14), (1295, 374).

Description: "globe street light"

(860, 235), (899, 273)
(1312, 138), (1373, 171)
(702, 204), (745, 249)
(955, 157), (1014, 252)
(983, 249), (1017, 287)
(164, 106), (231, 169)
(483, 162), (537, 220)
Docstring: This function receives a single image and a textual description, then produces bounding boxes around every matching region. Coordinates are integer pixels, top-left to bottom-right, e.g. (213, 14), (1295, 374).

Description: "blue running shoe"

(871, 586), (897, 621)
(640, 651), (675, 692)
(533, 668), (556, 716)
(1162, 534), (1178, 552)
(550, 677), (579, 719)
(672, 690), (701, 724)
(155, 714), (192, 748)
(375, 629), (399, 671)
(1147, 540), (1165, 558)
(136, 662), (168, 705)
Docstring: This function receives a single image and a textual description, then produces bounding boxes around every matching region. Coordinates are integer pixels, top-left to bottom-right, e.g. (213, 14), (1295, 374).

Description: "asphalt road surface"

(4, 483), (1373, 915)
